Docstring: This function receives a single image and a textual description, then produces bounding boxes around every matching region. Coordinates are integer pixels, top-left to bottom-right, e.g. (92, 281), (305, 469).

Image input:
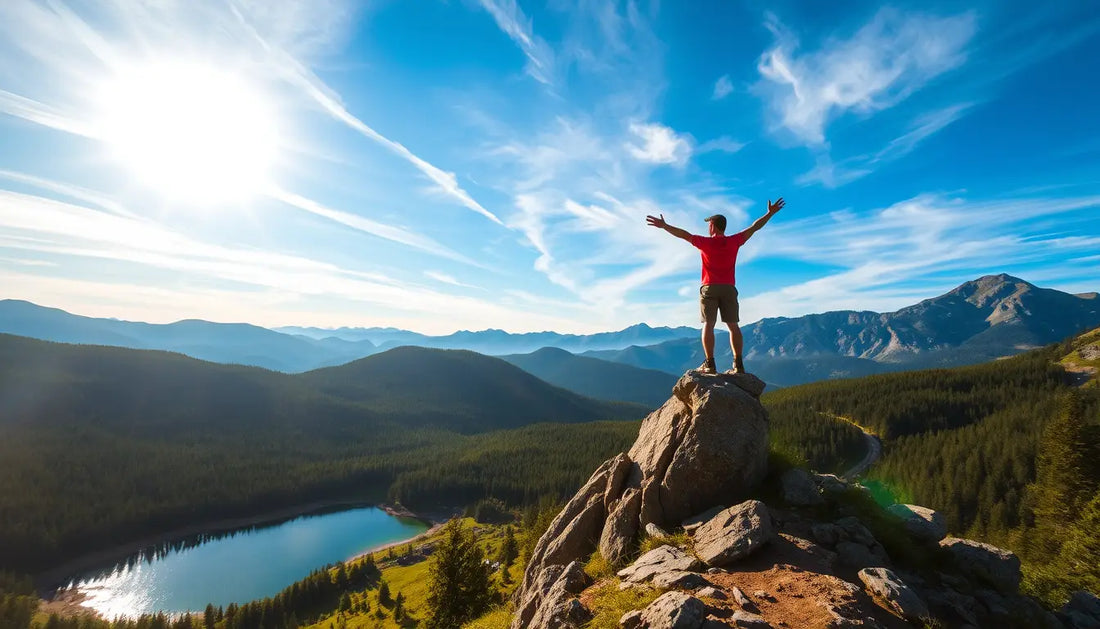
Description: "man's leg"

(702, 321), (716, 362)
(726, 322), (745, 372)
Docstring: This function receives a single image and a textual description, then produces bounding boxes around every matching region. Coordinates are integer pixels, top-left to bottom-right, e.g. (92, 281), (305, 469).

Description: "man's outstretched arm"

(739, 197), (785, 242)
(646, 213), (692, 242)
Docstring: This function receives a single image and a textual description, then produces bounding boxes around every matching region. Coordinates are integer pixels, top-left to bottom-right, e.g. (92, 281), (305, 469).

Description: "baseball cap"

(704, 214), (727, 231)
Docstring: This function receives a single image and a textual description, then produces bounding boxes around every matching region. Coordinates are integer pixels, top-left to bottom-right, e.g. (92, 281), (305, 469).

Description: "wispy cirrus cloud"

(712, 75), (733, 100)
(476, 0), (555, 85)
(756, 8), (976, 146)
(0, 188), (579, 332)
(739, 192), (1100, 320)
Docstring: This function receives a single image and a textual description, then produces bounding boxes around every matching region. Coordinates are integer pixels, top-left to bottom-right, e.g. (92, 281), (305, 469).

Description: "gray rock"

(834, 517), (876, 546)
(630, 373), (769, 528)
(1062, 591), (1100, 629)
(887, 504), (947, 543)
(812, 473), (849, 494)
(526, 561), (592, 629)
(925, 588), (980, 626)
(618, 544), (701, 583)
(836, 541), (889, 569)
(811, 522), (841, 547)
(780, 468), (824, 506)
(696, 586), (726, 600)
(731, 610), (773, 628)
(651, 570), (710, 590)
(646, 522), (671, 538)
(857, 567), (929, 623)
(975, 589), (1009, 618)
(939, 537), (1021, 594)
(638, 591), (708, 629)
(601, 488), (643, 565)
(683, 506), (726, 533)
(605, 453), (635, 510)
(729, 586), (755, 611)
(513, 454), (622, 628)
(513, 563), (564, 629)
(621, 609), (643, 629)
(692, 500), (773, 567)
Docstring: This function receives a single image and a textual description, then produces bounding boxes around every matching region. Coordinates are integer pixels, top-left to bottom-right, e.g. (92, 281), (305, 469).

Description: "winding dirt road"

(825, 414), (882, 480)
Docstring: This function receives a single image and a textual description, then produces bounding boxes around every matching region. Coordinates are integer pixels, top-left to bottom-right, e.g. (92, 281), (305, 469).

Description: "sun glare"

(95, 60), (278, 205)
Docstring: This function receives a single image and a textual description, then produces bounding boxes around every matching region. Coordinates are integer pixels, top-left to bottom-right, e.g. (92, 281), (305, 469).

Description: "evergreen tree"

(377, 579), (391, 606)
(1032, 391), (1094, 554)
(498, 525), (517, 569)
(424, 520), (493, 629)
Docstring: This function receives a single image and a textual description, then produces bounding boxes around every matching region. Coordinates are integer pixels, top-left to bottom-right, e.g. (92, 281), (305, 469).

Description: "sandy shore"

(35, 499), (411, 594)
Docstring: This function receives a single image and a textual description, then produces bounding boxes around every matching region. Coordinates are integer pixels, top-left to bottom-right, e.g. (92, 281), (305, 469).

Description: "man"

(646, 198), (785, 374)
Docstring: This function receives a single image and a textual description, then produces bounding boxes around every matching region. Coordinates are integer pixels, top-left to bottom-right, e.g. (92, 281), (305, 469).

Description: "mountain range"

(2, 274), (1097, 394)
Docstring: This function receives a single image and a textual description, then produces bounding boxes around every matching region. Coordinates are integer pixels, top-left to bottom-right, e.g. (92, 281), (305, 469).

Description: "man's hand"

(740, 197), (785, 242)
(768, 198), (785, 215)
(647, 213), (692, 241)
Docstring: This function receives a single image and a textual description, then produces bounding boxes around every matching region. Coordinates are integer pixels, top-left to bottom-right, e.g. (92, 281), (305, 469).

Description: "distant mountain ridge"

(2, 273), (1096, 391)
(584, 274), (1100, 386)
(276, 322), (699, 355)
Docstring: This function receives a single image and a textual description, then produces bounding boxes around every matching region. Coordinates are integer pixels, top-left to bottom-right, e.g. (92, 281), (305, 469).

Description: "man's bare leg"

(701, 321), (716, 368)
(727, 322), (745, 372)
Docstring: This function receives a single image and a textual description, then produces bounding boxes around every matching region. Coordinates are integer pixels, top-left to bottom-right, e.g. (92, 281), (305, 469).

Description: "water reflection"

(60, 506), (426, 618)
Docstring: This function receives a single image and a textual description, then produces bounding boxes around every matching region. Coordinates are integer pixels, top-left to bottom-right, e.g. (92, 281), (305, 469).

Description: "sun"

(94, 59), (278, 205)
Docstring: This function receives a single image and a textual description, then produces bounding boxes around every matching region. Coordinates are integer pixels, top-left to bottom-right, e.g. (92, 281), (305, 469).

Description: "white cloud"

(698, 136), (746, 154)
(424, 270), (482, 289)
(712, 75), (733, 100)
(756, 8), (976, 145)
(625, 122), (693, 167)
(796, 102), (974, 188)
(737, 192), (1100, 321)
(477, 0), (555, 85)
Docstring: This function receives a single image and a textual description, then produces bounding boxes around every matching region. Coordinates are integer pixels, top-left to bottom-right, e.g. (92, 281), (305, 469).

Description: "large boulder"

(887, 504), (947, 543)
(525, 561), (592, 629)
(1061, 590), (1100, 629)
(858, 567), (929, 623)
(618, 545), (701, 584)
(600, 488), (643, 565)
(691, 500), (773, 567)
(630, 372), (769, 528)
(780, 468), (824, 506)
(939, 537), (1021, 594)
(637, 591), (708, 629)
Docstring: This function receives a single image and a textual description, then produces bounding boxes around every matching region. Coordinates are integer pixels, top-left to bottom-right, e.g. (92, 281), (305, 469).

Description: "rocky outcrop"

(780, 468), (824, 506)
(525, 561), (591, 629)
(1061, 590), (1100, 629)
(637, 591), (708, 629)
(939, 536), (1021, 593)
(887, 504), (946, 543)
(618, 545), (701, 584)
(857, 567), (929, 622)
(513, 371), (769, 628)
(691, 500), (773, 567)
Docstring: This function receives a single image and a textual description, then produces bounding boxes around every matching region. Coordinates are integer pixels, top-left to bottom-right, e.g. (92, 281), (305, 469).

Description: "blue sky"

(0, 0), (1098, 334)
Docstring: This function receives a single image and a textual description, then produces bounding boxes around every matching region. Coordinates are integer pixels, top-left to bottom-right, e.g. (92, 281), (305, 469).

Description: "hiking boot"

(695, 358), (717, 374)
(727, 361), (746, 375)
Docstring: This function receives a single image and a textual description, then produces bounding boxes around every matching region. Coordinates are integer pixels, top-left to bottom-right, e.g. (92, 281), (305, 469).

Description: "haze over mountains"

(2, 274), (1097, 394)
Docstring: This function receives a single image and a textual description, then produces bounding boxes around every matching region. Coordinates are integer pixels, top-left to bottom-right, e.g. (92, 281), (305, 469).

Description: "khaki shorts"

(700, 284), (739, 323)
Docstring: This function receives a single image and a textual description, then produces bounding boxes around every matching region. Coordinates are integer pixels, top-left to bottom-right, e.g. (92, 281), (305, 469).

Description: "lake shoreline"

(36, 499), (433, 597)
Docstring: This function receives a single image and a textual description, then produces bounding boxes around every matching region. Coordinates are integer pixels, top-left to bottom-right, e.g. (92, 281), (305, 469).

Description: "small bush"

(583, 580), (664, 629)
(584, 550), (615, 580)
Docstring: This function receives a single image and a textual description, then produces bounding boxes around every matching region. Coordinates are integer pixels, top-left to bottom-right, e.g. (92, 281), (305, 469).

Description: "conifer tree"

(378, 579), (392, 606)
(424, 520), (494, 629)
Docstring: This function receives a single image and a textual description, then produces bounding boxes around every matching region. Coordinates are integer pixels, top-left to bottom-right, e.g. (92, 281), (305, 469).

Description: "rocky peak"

(508, 367), (1092, 629)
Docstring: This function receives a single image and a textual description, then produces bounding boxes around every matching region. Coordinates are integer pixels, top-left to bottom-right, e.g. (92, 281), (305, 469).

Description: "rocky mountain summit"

(511, 371), (1100, 628)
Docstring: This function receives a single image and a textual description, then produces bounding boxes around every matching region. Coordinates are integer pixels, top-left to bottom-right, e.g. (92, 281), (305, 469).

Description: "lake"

(59, 506), (428, 618)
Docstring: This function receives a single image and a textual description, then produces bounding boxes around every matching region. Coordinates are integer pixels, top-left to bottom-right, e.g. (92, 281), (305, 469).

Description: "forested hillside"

(764, 332), (1100, 603)
(0, 335), (644, 574)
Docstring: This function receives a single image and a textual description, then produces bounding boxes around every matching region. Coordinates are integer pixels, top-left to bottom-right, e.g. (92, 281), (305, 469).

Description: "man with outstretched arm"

(645, 198), (785, 374)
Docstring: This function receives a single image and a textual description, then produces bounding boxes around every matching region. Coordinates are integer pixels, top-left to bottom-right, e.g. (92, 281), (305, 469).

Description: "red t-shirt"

(690, 233), (746, 285)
